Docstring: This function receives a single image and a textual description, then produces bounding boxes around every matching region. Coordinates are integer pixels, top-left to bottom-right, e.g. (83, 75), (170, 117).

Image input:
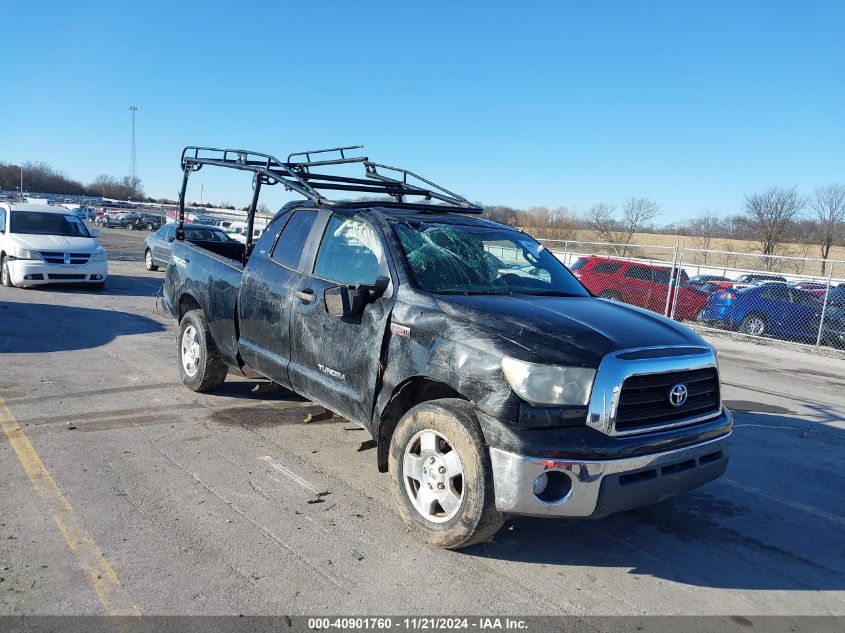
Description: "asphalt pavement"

(0, 255), (843, 617)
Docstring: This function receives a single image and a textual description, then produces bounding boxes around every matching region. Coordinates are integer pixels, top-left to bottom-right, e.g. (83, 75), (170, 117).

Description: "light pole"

(20, 164), (23, 200)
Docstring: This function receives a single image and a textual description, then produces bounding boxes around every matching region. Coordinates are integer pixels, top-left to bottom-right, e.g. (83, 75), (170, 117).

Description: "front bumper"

(489, 422), (731, 518)
(8, 258), (108, 285)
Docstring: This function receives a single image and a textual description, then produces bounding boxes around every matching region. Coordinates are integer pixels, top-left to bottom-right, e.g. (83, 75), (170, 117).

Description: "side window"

(271, 210), (318, 270)
(0, 209), (5, 233)
(313, 214), (385, 285)
(624, 266), (651, 281)
(652, 269), (671, 285)
(164, 225), (176, 240)
(592, 262), (622, 274)
(155, 225), (168, 238)
(762, 286), (789, 301)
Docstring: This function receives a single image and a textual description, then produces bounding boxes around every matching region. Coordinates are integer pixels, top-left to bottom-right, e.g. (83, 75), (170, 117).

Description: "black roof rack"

(179, 145), (481, 212)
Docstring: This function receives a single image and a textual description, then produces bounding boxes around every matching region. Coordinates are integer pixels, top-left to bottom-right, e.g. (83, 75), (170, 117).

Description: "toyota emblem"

(668, 383), (688, 407)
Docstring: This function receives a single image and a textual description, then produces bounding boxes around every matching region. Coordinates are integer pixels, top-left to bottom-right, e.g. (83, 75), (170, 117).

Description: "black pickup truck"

(161, 146), (732, 549)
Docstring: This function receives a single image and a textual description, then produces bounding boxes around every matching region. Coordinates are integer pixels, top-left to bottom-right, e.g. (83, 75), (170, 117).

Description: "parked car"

(0, 202), (108, 288)
(73, 207), (98, 222)
(128, 213), (164, 231)
(96, 210), (135, 228)
(571, 256), (709, 321)
(160, 145), (732, 549)
(700, 283), (822, 341)
(227, 225), (265, 244)
(144, 223), (238, 271)
(709, 273), (788, 293)
(688, 274), (731, 290)
(791, 281), (829, 298)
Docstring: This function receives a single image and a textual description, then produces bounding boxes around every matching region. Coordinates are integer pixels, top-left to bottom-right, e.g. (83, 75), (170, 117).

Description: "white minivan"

(0, 203), (108, 288)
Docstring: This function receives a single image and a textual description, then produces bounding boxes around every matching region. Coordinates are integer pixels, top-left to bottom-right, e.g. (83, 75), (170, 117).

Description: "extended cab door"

(288, 212), (395, 426)
(237, 209), (321, 387)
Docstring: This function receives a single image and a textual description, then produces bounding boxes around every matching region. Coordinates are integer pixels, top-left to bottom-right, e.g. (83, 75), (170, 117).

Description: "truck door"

(288, 212), (395, 426)
(237, 209), (321, 387)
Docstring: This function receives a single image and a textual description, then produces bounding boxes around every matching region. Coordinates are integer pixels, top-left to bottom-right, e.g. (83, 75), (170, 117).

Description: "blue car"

(701, 282), (823, 341)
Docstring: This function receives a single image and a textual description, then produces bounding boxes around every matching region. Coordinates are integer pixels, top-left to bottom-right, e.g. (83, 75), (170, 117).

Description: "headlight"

(501, 357), (596, 406)
(90, 250), (108, 262)
(11, 246), (41, 260)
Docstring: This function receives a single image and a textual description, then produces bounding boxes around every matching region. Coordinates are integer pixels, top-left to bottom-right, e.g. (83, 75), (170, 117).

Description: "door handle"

(295, 288), (316, 303)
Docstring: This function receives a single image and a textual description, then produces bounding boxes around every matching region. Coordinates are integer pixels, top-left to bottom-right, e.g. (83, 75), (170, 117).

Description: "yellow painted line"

(0, 398), (142, 616)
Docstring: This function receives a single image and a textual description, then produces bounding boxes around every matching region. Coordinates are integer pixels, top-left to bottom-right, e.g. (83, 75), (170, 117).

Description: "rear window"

(271, 210), (318, 271)
(570, 257), (589, 271)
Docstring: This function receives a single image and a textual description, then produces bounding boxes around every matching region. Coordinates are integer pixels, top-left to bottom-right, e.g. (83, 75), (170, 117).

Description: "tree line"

(0, 161), (145, 201)
(483, 185), (845, 270)
(4, 159), (843, 267)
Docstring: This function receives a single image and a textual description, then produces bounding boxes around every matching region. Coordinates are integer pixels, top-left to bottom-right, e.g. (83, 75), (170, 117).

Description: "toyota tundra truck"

(161, 146), (732, 549)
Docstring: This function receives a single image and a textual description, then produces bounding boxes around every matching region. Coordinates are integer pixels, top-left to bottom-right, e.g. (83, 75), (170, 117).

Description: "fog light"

(534, 470), (573, 503)
(532, 472), (549, 495)
(91, 274), (102, 280)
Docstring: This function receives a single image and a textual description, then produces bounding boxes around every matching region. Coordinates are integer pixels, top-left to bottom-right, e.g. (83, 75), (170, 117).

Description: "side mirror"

(325, 275), (391, 318)
(90, 228), (101, 238)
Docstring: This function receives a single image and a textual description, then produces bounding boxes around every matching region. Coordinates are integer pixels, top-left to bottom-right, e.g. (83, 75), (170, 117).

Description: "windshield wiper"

(518, 290), (584, 297)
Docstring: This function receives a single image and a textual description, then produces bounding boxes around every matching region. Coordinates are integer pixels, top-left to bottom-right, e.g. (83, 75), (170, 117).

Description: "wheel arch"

(178, 293), (203, 320)
(376, 376), (466, 473)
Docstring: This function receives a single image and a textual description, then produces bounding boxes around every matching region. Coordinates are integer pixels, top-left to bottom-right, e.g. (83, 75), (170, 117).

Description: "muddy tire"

(178, 309), (227, 392)
(1, 256), (14, 287)
(388, 398), (503, 549)
(145, 249), (158, 271)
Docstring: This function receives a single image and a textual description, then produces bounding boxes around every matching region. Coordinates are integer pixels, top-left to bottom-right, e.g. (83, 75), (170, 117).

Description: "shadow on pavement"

(0, 300), (164, 353)
(464, 410), (844, 592)
(33, 274), (163, 298)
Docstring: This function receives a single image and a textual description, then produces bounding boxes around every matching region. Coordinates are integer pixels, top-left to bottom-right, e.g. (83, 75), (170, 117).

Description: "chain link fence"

(540, 239), (845, 353)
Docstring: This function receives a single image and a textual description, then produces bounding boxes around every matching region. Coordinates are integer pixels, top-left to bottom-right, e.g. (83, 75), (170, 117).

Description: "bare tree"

(583, 202), (619, 251)
(524, 206), (579, 241)
(809, 184), (845, 274)
(583, 198), (660, 255)
(685, 210), (721, 264)
(739, 185), (804, 268)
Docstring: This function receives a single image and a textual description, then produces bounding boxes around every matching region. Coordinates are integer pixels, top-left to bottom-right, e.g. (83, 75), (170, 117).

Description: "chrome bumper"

(489, 421), (731, 518)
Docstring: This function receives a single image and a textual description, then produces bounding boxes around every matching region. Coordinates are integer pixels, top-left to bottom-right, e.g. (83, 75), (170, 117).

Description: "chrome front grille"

(615, 367), (720, 432)
(587, 346), (722, 437)
(39, 252), (91, 265)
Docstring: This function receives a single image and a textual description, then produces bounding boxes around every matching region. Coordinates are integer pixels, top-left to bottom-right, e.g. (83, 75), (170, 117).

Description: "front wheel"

(144, 249), (158, 271)
(1, 256), (15, 287)
(389, 398), (503, 549)
(178, 310), (228, 392)
(127, 224), (135, 231)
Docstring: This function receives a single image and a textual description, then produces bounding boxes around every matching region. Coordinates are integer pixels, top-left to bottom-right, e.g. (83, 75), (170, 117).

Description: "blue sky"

(2, 1), (842, 221)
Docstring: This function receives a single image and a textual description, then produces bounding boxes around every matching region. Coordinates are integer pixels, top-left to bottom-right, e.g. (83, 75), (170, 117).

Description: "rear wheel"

(127, 223), (135, 231)
(740, 313), (767, 337)
(146, 223), (155, 231)
(1, 256), (15, 287)
(144, 249), (158, 271)
(389, 398), (502, 549)
(599, 290), (623, 302)
(178, 309), (227, 392)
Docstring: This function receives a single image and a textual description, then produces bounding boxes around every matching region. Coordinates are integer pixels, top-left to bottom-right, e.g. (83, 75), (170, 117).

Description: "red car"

(570, 256), (709, 321)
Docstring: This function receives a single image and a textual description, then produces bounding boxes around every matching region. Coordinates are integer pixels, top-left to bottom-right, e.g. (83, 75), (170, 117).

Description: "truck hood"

(9, 234), (100, 252)
(436, 294), (707, 367)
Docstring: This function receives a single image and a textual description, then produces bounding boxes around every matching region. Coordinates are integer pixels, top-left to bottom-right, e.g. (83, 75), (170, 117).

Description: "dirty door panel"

(288, 213), (394, 426)
(237, 210), (319, 385)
